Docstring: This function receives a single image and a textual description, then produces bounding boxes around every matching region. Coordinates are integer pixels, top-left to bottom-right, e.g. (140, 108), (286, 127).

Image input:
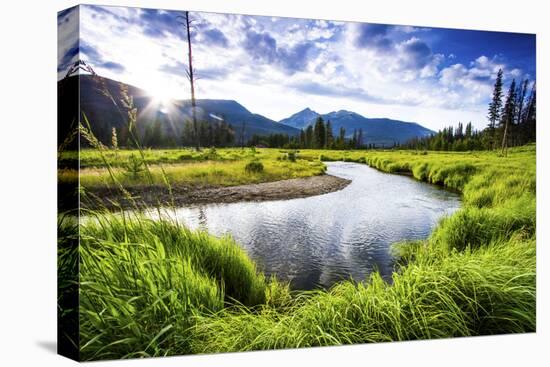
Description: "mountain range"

(58, 75), (433, 146)
(58, 75), (299, 145)
(279, 108), (433, 146)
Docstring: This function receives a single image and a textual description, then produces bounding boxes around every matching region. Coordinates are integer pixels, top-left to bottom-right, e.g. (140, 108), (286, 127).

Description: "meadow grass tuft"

(74, 211), (278, 360)
(189, 236), (535, 353)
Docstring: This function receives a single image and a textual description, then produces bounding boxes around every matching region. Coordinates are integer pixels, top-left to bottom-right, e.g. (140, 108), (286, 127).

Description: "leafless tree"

(177, 11), (200, 150)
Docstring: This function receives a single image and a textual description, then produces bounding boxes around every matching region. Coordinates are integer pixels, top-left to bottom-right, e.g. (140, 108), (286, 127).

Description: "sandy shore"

(84, 174), (351, 209)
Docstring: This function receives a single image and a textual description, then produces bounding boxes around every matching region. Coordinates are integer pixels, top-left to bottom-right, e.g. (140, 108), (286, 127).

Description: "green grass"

(58, 148), (326, 191)
(190, 236), (534, 352)
(187, 145), (536, 353)
(59, 145), (536, 360)
(69, 212), (279, 360)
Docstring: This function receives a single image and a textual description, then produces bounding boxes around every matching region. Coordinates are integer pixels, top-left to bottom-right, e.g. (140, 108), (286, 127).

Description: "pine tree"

(338, 127), (346, 149)
(523, 83), (536, 142)
(456, 122), (464, 140)
(516, 79), (529, 125)
(487, 69), (504, 149)
(314, 117), (326, 148)
(512, 79), (528, 145)
(299, 129), (306, 147)
(326, 120), (334, 148)
(500, 79), (517, 156)
(181, 120), (194, 146)
(151, 120), (163, 147)
(305, 125), (314, 148)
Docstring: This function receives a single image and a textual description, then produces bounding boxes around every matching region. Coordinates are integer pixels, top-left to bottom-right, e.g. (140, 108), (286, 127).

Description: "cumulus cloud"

(349, 24), (443, 80)
(201, 28), (229, 47)
(79, 41), (101, 60)
(57, 6), (79, 76)
(439, 55), (516, 89)
(291, 80), (386, 103)
(354, 24), (393, 52)
(62, 4), (535, 130)
(244, 31), (278, 63)
(78, 41), (125, 73)
(158, 61), (187, 77)
(435, 55), (529, 110)
(139, 8), (184, 38)
(242, 30), (316, 73)
(399, 37), (433, 69)
(100, 61), (125, 72)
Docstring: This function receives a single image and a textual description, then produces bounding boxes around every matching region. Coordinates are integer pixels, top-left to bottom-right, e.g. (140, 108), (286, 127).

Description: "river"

(151, 162), (461, 290)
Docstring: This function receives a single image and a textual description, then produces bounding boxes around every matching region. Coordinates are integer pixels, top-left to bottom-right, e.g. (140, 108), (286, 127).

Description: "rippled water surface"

(160, 162), (461, 290)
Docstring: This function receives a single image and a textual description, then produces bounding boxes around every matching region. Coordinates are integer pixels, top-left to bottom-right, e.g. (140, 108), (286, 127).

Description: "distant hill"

(278, 108), (434, 146)
(179, 99), (300, 138)
(58, 74), (433, 148)
(278, 107), (321, 129)
(58, 75), (299, 146)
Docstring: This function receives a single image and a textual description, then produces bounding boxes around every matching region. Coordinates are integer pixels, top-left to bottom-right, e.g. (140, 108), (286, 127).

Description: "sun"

(148, 87), (174, 114)
(139, 72), (182, 113)
(153, 95), (171, 112)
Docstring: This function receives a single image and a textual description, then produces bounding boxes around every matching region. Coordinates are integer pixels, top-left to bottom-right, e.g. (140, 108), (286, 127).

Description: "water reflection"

(158, 162), (461, 290)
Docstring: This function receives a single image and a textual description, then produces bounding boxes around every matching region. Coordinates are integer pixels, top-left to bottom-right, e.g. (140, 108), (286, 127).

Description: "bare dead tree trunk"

(183, 11), (199, 151)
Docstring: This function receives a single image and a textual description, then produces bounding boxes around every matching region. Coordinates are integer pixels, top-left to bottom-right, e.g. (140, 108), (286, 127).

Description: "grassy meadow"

(58, 145), (536, 360)
(59, 148), (326, 192)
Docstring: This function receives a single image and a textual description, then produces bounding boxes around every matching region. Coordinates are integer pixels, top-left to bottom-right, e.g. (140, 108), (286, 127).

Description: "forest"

(136, 69), (536, 152)
(404, 71), (536, 152)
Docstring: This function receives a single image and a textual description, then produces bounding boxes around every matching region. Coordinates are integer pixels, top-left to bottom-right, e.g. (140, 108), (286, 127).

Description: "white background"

(0, 0), (547, 365)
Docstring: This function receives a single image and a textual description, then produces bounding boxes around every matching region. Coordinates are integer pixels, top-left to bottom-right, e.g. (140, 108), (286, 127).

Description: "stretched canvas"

(57, 4), (536, 361)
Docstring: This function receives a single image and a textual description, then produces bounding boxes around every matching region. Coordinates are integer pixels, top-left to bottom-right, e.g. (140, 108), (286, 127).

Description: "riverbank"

(186, 146), (535, 353)
(84, 173), (351, 209)
(60, 146), (536, 360)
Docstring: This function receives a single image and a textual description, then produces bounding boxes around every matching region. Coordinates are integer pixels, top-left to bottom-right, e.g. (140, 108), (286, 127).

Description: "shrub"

(177, 153), (193, 161)
(124, 154), (145, 180)
(245, 160), (264, 174)
(287, 151), (297, 162)
(203, 147), (220, 160)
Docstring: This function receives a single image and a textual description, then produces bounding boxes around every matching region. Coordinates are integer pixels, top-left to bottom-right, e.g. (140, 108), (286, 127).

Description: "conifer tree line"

(179, 119), (235, 148)
(404, 69), (536, 151)
(104, 69), (534, 151)
(248, 117), (367, 150)
(109, 118), (236, 148)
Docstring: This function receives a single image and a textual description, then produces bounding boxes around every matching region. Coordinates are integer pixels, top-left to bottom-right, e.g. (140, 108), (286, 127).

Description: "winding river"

(155, 162), (461, 290)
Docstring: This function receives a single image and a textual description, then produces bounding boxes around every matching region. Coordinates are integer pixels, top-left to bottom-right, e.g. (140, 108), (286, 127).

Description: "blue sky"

(58, 5), (536, 131)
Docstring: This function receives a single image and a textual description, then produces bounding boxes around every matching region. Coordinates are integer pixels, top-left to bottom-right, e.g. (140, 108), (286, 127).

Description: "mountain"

(278, 107), (321, 129)
(58, 75), (300, 146)
(58, 74), (433, 148)
(180, 99), (299, 138)
(279, 108), (434, 146)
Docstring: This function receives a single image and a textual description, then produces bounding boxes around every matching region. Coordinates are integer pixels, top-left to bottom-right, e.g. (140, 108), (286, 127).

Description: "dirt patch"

(83, 174), (351, 209)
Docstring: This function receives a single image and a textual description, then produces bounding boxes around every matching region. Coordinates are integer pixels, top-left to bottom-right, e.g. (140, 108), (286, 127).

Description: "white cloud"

(57, 7), (79, 79)
(437, 54), (527, 113)
(62, 5), (532, 132)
